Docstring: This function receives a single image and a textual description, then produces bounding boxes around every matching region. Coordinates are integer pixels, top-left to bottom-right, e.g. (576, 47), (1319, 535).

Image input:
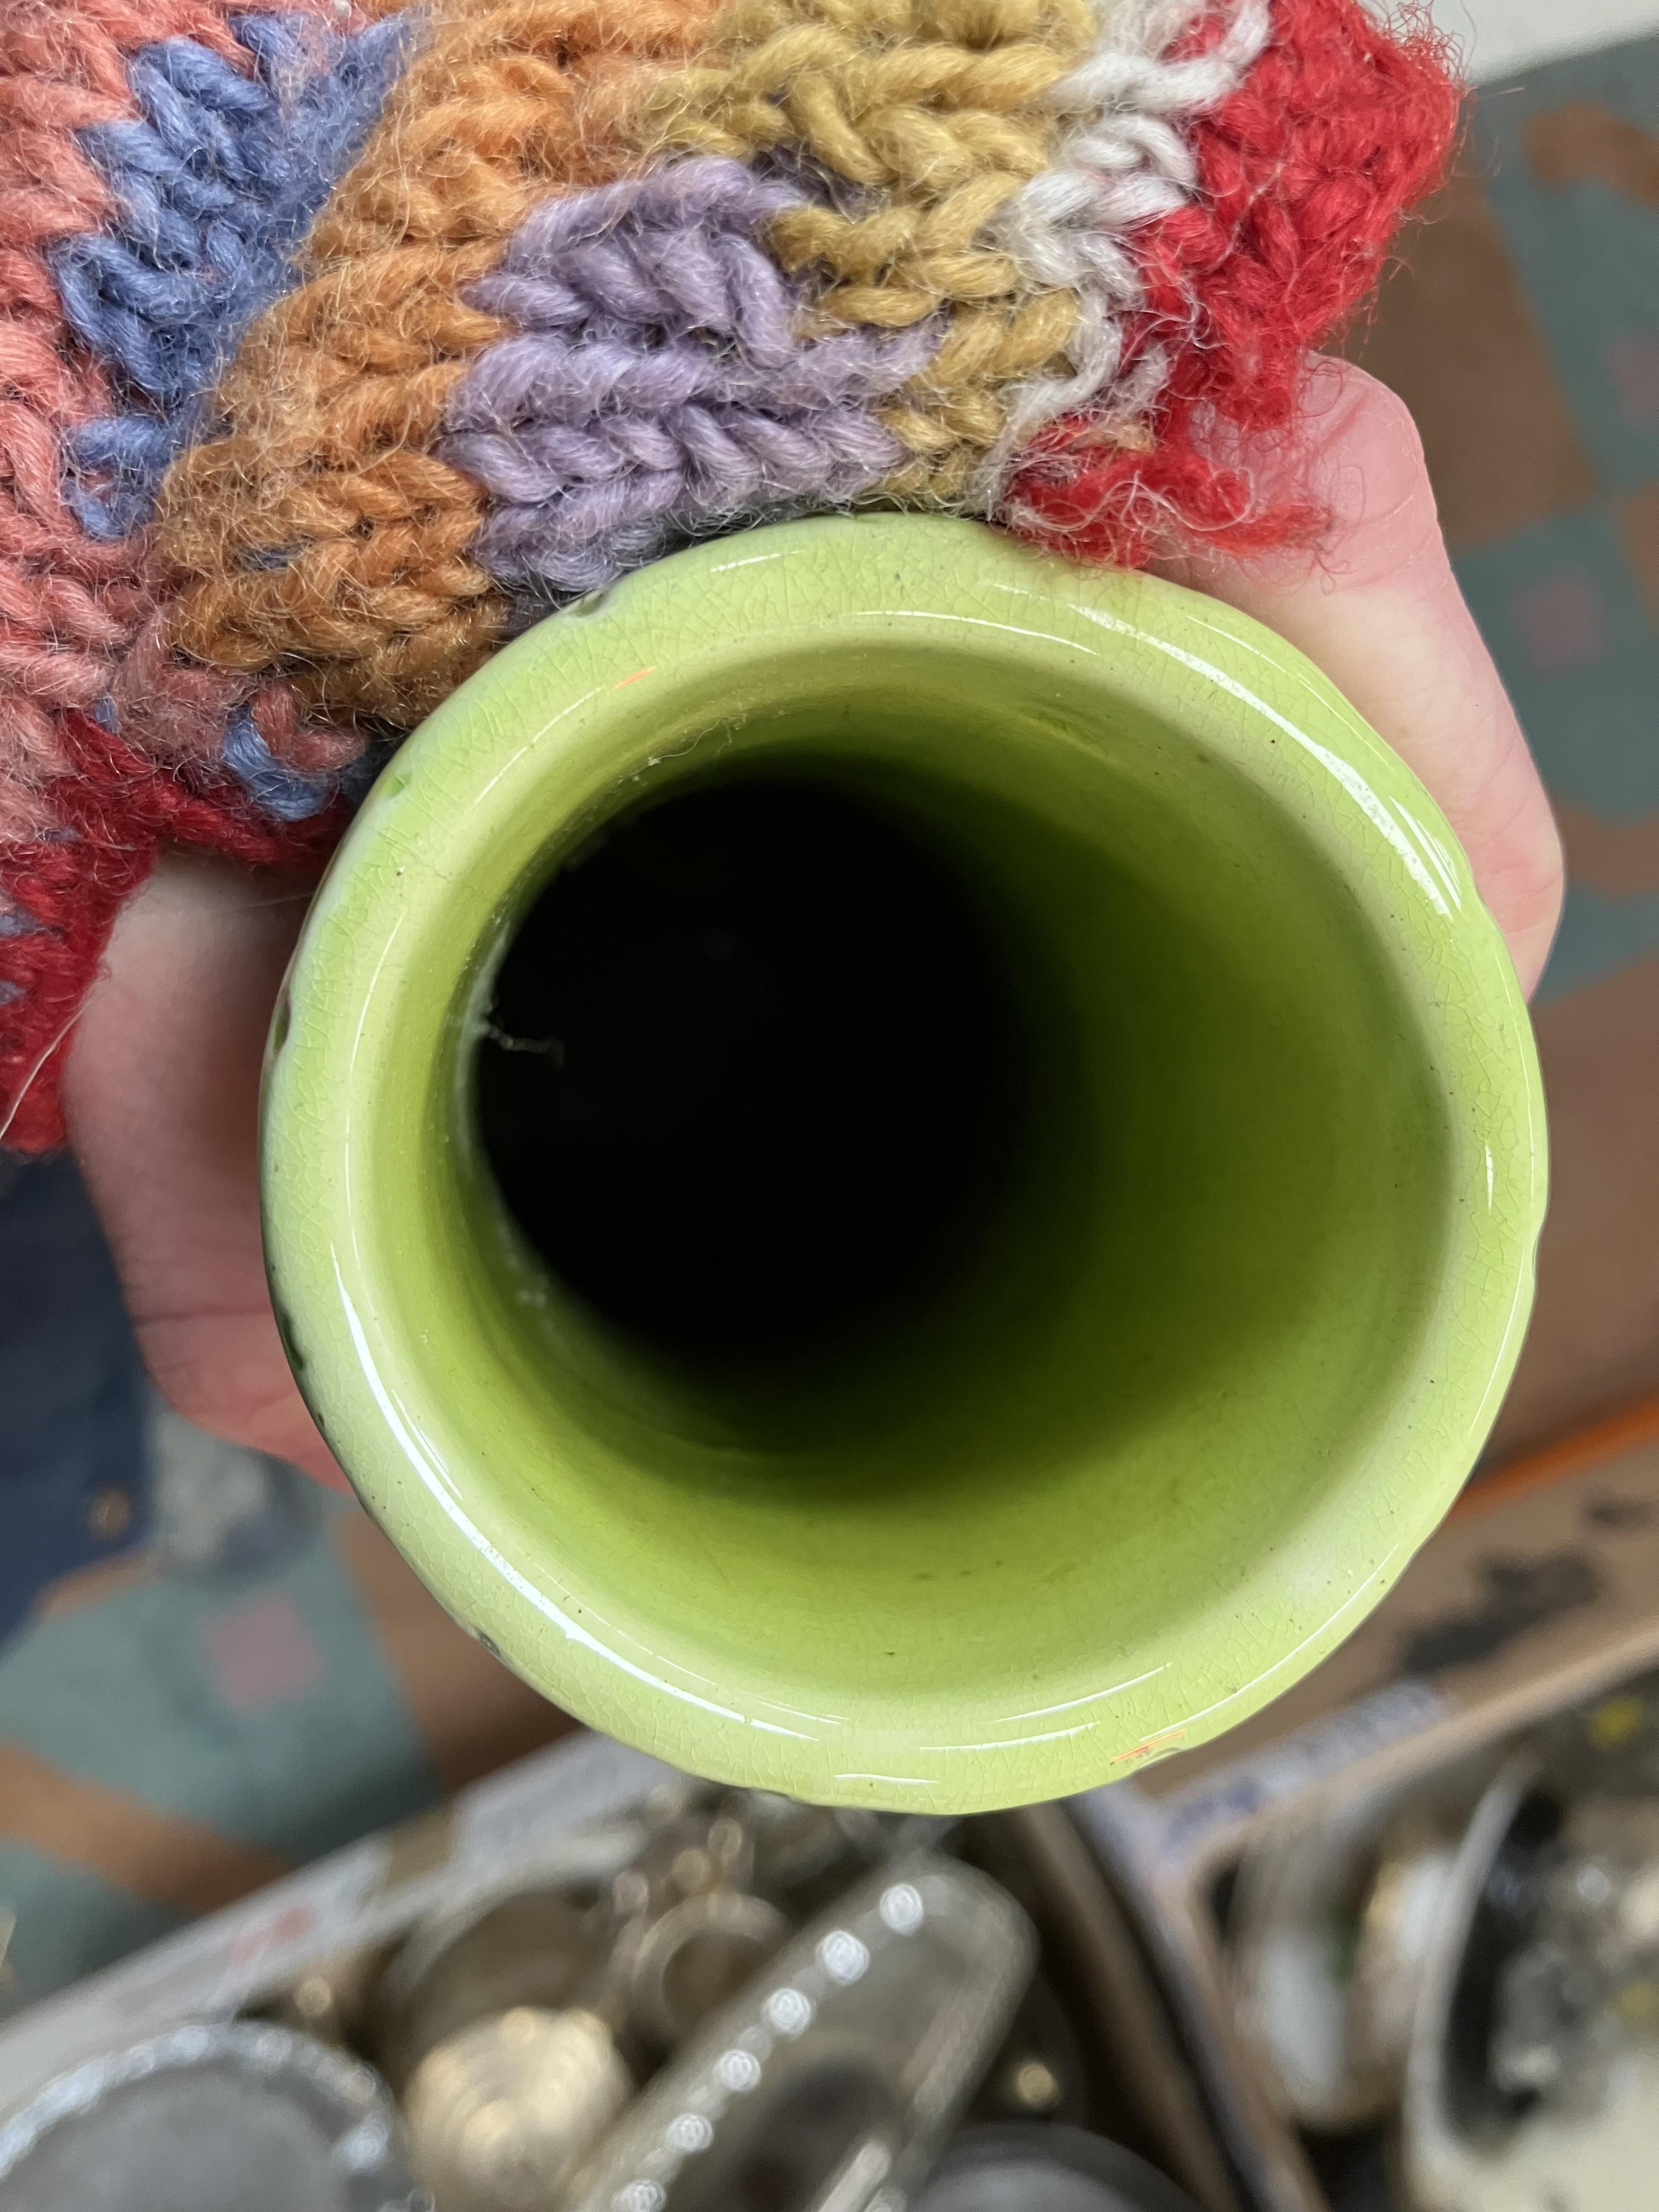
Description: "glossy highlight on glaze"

(261, 514), (1547, 1812)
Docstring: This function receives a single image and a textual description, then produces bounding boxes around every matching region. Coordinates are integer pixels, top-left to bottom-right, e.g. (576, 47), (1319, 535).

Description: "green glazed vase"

(261, 514), (1547, 1813)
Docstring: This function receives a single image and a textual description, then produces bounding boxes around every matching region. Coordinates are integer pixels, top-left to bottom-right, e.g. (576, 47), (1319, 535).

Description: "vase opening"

(477, 774), (1036, 1369)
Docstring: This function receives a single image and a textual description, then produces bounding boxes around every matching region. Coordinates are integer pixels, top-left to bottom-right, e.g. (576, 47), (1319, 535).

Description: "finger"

(1155, 359), (1565, 997)
(62, 851), (349, 1493)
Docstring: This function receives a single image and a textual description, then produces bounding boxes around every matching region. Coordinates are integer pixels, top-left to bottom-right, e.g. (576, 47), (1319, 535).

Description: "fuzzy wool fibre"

(0, 0), (1460, 1150)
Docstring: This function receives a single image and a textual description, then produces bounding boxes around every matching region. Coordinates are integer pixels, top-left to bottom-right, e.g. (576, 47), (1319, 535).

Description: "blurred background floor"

(1431, 0), (1659, 80)
(1349, 13), (1659, 1454)
(2, 0), (1657, 2018)
(0, 1153), (572, 2015)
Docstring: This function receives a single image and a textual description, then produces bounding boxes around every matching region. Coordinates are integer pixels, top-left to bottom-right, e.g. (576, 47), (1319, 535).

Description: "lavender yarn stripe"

(53, 6), (419, 542)
(443, 158), (939, 599)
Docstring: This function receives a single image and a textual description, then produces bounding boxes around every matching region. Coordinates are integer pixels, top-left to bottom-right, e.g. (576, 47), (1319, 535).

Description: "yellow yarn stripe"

(157, 0), (719, 729)
(633, 0), (1094, 499)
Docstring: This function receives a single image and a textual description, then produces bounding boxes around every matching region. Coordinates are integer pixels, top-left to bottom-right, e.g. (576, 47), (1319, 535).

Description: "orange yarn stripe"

(157, 0), (722, 731)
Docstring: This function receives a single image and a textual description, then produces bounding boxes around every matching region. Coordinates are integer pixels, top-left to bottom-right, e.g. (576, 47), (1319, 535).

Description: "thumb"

(1155, 359), (1564, 997)
(64, 853), (349, 1493)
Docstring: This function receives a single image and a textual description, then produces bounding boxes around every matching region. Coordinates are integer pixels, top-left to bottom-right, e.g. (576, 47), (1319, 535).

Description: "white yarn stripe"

(974, 0), (1273, 514)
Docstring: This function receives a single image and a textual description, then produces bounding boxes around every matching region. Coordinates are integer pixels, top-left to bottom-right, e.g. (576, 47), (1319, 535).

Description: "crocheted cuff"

(1, 0), (1459, 1150)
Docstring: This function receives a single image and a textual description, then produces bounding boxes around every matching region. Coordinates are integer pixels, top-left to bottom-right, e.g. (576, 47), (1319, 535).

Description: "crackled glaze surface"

(261, 514), (1547, 1812)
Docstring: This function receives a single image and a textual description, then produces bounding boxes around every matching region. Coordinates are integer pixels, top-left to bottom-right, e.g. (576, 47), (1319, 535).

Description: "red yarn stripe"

(1007, 0), (1461, 567)
(0, 712), (342, 1153)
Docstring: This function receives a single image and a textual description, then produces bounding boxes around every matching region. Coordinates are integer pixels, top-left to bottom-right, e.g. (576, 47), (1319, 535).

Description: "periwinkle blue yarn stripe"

(220, 709), (334, 821)
(442, 159), (941, 600)
(52, 8), (418, 541)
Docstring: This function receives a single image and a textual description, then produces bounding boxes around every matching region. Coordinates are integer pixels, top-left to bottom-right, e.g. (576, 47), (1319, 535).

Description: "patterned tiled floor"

(0, 1155), (570, 2016)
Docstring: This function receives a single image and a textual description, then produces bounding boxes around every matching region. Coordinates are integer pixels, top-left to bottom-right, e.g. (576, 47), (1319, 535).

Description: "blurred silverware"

(566, 1854), (1035, 2212)
(1230, 1781), (1470, 2132)
(1398, 1759), (1659, 2211)
(374, 1887), (609, 2090)
(913, 2124), (1203, 2211)
(403, 2008), (630, 2212)
(0, 2019), (424, 2212)
(624, 1889), (793, 2049)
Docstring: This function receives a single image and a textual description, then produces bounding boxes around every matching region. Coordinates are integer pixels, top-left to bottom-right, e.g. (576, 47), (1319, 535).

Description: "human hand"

(1152, 359), (1563, 995)
(64, 853), (351, 1489)
(63, 358), (1564, 1488)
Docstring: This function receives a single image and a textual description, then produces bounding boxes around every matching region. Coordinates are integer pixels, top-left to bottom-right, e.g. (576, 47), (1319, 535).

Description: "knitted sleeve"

(0, 0), (1458, 1150)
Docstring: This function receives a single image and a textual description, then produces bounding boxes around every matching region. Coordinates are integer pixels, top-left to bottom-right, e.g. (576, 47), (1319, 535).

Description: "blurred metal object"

(1398, 1758), (1659, 2210)
(1348, 1810), (1464, 2107)
(1006, 2057), (1064, 2114)
(0, 1735), (667, 2131)
(1230, 1783), (1464, 2133)
(0, 2019), (424, 2212)
(374, 1887), (607, 2088)
(1488, 1795), (1659, 2106)
(1001, 1804), (1242, 2212)
(567, 1854), (1035, 2211)
(269, 1948), (388, 2050)
(625, 1889), (792, 2049)
(1539, 1672), (1659, 1804)
(612, 1798), (755, 1922)
(379, 1789), (800, 2092)
(595, 1795), (768, 2045)
(403, 2008), (630, 2212)
(745, 1795), (885, 1902)
(972, 1976), (1090, 2129)
(913, 2125), (1203, 2211)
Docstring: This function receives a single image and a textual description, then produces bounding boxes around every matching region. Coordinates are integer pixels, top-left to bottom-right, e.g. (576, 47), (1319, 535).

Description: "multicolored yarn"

(1, 0), (1460, 1150)
(445, 158), (940, 603)
(1009, 0), (1462, 557)
(981, 0), (1272, 485)
(630, 0), (1098, 500)
(54, 8), (419, 540)
(2, 0), (277, 847)
(157, 0), (723, 732)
